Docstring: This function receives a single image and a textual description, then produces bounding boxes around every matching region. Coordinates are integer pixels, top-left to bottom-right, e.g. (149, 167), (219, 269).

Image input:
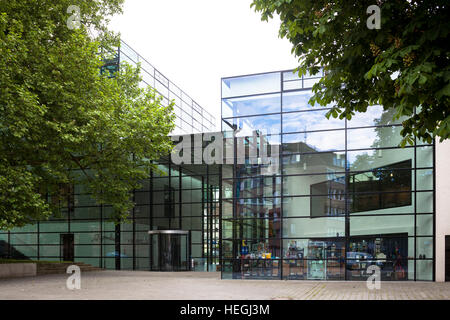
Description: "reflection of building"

(220, 70), (438, 282)
(2, 57), (449, 281)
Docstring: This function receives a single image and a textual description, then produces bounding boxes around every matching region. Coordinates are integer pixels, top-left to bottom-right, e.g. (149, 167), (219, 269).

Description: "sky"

(108, 0), (298, 129)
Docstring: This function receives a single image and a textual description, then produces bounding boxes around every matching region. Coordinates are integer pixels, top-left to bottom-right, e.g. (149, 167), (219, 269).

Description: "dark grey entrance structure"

(148, 230), (191, 271)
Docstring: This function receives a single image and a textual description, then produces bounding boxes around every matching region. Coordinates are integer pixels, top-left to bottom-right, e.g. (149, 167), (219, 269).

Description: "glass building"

(220, 70), (434, 281)
(0, 42), (440, 280)
(0, 42), (221, 272)
(119, 40), (216, 135)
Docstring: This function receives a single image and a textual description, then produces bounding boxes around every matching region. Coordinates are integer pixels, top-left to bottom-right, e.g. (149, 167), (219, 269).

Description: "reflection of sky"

(283, 131), (345, 152)
(347, 150), (374, 167)
(347, 127), (378, 149)
(233, 114), (281, 136)
(347, 105), (383, 127)
(282, 91), (313, 111)
(222, 72), (280, 98)
(282, 110), (345, 133)
(223, 94), (280, 117)
(282, 90), (335, 111)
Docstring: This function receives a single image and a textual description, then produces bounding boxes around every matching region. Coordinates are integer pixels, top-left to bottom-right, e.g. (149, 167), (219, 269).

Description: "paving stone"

(0, 271), (449, 300)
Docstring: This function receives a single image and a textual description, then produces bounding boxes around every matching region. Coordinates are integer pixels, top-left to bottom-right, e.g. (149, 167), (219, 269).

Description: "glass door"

(149, 230), (190, 271)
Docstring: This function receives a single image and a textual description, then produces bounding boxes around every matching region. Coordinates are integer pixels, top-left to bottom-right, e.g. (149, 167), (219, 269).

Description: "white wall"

(436, 139), (450, 282)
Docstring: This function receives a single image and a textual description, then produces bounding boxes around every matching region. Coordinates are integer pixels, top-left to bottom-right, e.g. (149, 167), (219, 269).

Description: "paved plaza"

(0, 271), (449, 300)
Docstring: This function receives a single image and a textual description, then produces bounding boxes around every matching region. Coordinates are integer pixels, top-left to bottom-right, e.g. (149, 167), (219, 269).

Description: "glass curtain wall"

(0, 153), (221, 272)
(119, 41), (216, 135)
(221, 70), (435, 281)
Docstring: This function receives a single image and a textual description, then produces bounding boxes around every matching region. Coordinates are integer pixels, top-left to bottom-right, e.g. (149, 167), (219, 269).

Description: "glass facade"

(221, 70), (435, 281)
(0, 67), (435, 281)
(119, 40), (216, 135)
(0, 158), (221, 271)
(0, 42), (219, 272)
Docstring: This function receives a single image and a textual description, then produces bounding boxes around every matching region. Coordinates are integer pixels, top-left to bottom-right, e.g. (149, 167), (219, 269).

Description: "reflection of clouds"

(222, 73), (280, 98)
(235, 115), (281, 137)
(305, 131), (345, 151)
(282, 110), (345, 133)
(283, 90), (336, 111)
(283, 91), (313, 111)
(347, 105), (383, 127)
(283, 131), (345, 151)
(224, 94), (281, 117)
(347, 128), (377, 149)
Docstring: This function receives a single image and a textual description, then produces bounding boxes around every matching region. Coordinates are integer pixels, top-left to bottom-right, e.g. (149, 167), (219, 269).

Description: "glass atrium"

(220, 70), (435, 281)
(0, 58), (435, 280)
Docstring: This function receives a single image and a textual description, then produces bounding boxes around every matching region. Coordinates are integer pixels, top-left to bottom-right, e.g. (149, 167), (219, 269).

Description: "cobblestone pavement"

(0, 271), (449, 300)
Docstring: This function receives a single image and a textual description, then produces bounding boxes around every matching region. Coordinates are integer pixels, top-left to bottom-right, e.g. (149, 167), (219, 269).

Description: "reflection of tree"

(351, 108), (399, 170)
(372, 108), (400, 149)
(350, 153), (372, 172)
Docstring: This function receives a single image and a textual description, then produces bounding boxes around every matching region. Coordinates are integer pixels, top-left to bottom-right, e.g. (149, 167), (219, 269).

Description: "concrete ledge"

(0, 263), (37, 278)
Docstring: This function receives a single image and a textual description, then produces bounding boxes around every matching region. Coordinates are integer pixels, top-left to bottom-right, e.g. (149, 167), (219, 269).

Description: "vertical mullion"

(280, 70), (284, 280)
(414, 130), (417, 281)
(432, 137), (436, 282)
(149, 164), (153, 270)
(344, 108), (349, 281)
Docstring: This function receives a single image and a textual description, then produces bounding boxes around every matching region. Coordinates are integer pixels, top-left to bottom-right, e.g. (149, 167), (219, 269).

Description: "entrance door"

(446, 236), (450, 281)
(61, 234), (74, 262)
(149, 230), (190, 271)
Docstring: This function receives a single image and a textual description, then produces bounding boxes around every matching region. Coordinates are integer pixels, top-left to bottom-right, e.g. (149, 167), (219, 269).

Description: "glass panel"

(416, 169), (433, 190)
(222, 94), (280, 118)
(283, 218), (345, 238)
(347, 106), (406, 128)
(282, 131), (345, 153)
(347, 126), (403, 150)
(303, 78), (320, 88)
(417, 192), (433, 213)
(350, 215), (415, 236)
(233, 176), (281, 199)
(416, 146), (433, 168)
(234, 198), (281, 219)
(283, 152), (345, 174)
(40, 221), (69, 233)
(283, 173), (346, 197)
(347, 148), (414, 172)
(222, 72), (281, 98)
(72, 207), (101, 220)
(224, 114), (281, 136)
(10, 233), (37, 245)
(416, 215), (433, 236)
(282, 110), (345, 133)
(282, 91), (314, 112)
(416, 260), (433, 280)
(348, 162), (412, 213)
(416, 237), (433, 259)
(347, 236), (411, 280)
(70, 220), (100, 232)
(74, 245), (100, 257)
(283, 238), (345, 280)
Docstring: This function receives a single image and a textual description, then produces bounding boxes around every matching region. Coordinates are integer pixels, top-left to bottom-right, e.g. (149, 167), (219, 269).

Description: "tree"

(251, 0), (450, 145)
(0, 0), (175, 229)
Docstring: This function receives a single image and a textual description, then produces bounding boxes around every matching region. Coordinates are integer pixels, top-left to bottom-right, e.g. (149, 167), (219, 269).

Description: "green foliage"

(251, 0), (450, 144)
(0, 0), (175, 229)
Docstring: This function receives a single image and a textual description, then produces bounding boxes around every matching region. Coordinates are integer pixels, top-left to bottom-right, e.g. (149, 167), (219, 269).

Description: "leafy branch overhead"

(0, 0), (175, 228)
(251, 0), (449, 145)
